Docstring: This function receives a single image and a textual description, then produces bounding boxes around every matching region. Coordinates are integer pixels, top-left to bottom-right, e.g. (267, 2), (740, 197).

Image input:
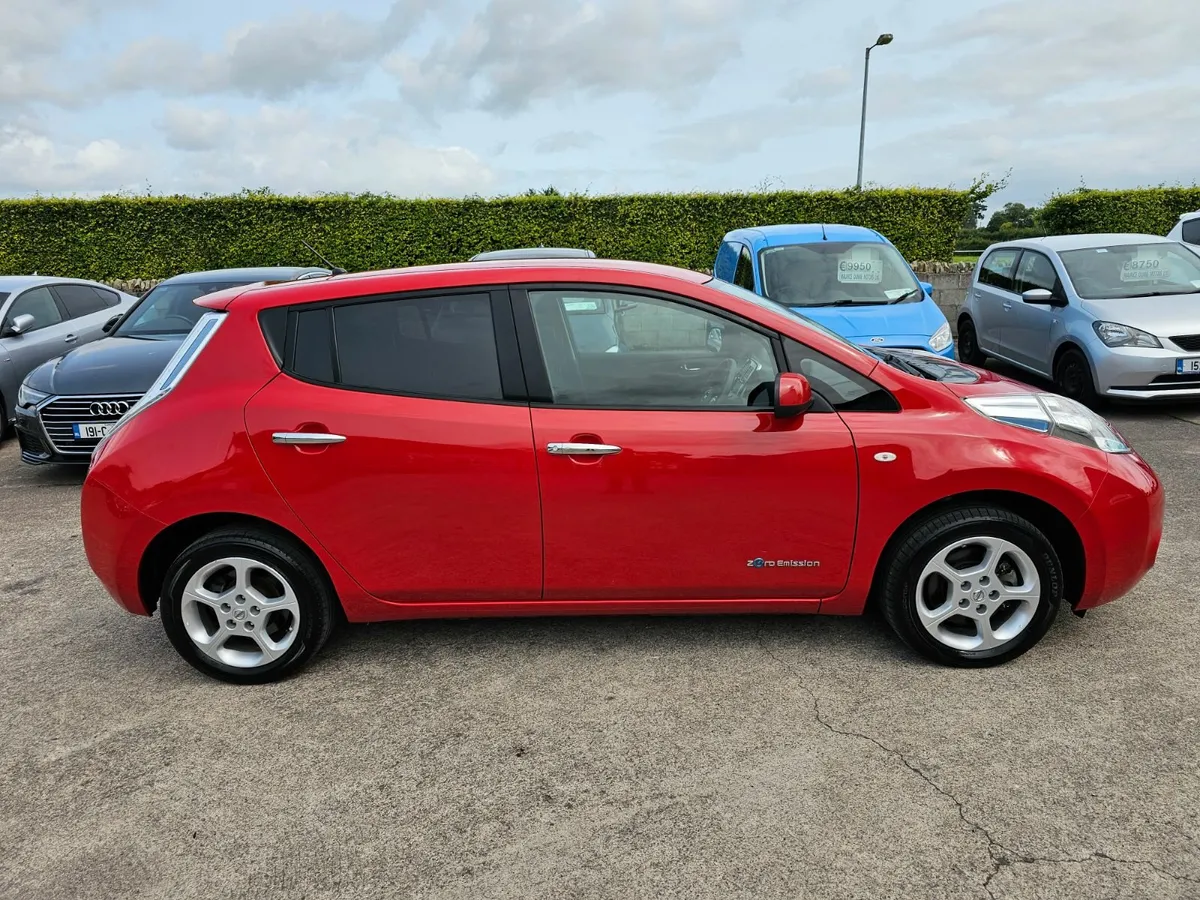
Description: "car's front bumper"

(13, 394), (141, 465)
(13, 405), (90, 465)
(1095, 345), (1200, 399)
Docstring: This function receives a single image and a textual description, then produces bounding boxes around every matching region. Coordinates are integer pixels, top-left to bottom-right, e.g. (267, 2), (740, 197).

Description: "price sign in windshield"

(1121, 249), (1171, 282)
(838, 251), (883, 284)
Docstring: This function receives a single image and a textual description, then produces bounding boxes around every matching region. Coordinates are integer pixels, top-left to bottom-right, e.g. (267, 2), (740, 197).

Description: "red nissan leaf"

(81, 260), (1163, 683)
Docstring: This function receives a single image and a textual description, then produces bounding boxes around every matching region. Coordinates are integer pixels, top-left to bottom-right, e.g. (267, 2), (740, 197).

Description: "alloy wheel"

(180, 557), (301, 668)
(915, 536), (1041, 652)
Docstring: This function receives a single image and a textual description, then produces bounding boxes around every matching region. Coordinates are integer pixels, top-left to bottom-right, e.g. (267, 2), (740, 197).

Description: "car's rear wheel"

(159, 527), (336, 683)
(957, 317), (986, 366)
(1054, 347), (1101, 408)
(879, 506), (1062, 666)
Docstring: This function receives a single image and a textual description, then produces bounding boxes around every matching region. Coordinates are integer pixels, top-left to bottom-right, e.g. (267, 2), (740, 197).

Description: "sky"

(1, 0), (1197, 212)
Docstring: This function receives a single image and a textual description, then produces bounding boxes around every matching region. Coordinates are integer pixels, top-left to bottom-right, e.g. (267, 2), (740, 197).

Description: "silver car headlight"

(965, 393), (1130, 453)
(1093, 321), (1161, 348)
(17, 383), (50, 408)
(929, 322), (952, 352)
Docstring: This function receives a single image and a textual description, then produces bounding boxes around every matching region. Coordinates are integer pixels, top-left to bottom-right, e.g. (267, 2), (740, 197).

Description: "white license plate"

(1177, 358), (1200, 375)
(73, 422), (116, 440)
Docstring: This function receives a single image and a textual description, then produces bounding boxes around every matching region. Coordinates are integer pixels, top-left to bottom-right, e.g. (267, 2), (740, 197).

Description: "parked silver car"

(0, 277), (137, 432)
(957, 234), (1200, 405)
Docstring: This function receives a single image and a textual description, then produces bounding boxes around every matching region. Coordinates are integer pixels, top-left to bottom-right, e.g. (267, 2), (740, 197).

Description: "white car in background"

(1167, 211), (1200, 246)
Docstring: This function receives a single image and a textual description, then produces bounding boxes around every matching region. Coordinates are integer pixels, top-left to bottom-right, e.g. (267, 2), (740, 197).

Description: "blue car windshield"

(115, 282), (245, 337)
(705, 278), (876, 359)
(759, 241), (922, 307)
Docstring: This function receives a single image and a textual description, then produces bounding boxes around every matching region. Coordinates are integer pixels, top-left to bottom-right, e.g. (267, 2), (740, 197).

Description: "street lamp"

(856, 33), (893, 189)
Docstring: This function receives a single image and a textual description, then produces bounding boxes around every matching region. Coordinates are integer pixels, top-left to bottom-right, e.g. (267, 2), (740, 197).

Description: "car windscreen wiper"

(1140, 288), (1200, 296)
(889, 288), (923, 304)
(825, 299), (887, 306)
(875, 349), (934, 379)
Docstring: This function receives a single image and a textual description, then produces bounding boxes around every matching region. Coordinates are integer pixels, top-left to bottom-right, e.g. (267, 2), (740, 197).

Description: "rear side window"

(784, 338), (898, 412)
(1182, 219), (1200, 245)
(93, 286), (121, 308)
(734, 246), (756, 291)
(979, 248), (1020, 292)
(288, 294), (503, 401)
(54, 284), (109, 318)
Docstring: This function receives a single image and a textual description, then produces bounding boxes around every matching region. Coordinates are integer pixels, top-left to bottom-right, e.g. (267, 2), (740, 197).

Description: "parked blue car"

(713, 224), (954, 358)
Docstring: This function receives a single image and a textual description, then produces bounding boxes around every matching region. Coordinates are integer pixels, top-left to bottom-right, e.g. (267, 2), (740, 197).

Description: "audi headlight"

(929, 322), (953, 352)
(965, 393), (1130, 453)
(1093, 321), (1161, 348)
(17, 383), (50, 408)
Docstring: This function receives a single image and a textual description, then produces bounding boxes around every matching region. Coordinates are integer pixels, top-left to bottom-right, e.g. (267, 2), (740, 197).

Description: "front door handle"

(1002, 302), (1012, 311)
(547, 442), (622, 456)
(64, 334), (77, 343)
(272, 432), (346, 445)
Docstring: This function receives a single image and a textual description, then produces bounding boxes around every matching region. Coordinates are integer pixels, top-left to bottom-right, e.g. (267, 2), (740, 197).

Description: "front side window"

(783, 338), (898, 412)
(760, 241), (922, 307)
(734, 246), (756, 291)
(979, 248), (1020, 292)
(318, 294), (503, 400)
(528, 289), (778, 408)
(1182, 220), (1200, 245)
(1060, 243), (1200, 300)
(1013, 251), (1061, 295)
(116, 282), (243, 337)
(6, 287), (64, 333)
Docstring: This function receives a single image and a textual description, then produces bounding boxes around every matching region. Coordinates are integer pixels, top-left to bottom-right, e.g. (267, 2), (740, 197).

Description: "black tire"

(160, 527), (337, 684)
(957, 317), (986, 366)
(1054, 347), (1101, 408)
(879, 506), (1062, 667)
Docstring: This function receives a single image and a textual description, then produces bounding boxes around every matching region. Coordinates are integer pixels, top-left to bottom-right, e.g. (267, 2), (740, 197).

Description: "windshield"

(1059, 243), (1200, 300)
(115, 282), (245, 336)
(705, 278), (873, 357)
(759, 241), (922, 307)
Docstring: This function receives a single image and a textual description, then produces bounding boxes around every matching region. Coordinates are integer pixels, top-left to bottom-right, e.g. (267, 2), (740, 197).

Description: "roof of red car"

(195, 258), (710, 312)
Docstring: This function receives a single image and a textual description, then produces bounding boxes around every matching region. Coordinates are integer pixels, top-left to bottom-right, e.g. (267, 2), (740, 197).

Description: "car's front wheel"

(160, 527), (337, 683)
(1054, 347), (1101, 408)
(879, 506), (1062, 666)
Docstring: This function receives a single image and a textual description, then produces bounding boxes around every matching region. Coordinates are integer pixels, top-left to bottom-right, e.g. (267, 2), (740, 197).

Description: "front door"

(972, 247), (1021, 353)
(0, 286), (78, 384)
(517, 286), (859, 601)
(1006, 249), (1064, 375)
(245, 289), (542, 603)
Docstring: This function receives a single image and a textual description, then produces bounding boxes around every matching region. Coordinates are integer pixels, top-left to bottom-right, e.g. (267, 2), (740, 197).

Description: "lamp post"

(856, 33), (893, 189)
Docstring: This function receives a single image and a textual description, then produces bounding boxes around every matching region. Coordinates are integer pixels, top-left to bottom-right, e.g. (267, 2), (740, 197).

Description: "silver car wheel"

(915, 536), (1041, 652)
(180, 557), (301, 669)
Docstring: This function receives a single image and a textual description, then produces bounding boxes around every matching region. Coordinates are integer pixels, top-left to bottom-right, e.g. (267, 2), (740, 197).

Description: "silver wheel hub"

(180, 557), (300, 669)
(916, 536), (1041, 652)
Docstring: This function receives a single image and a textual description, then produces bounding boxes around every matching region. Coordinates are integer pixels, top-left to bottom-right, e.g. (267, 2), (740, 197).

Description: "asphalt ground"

(2, 381), (1198, 899)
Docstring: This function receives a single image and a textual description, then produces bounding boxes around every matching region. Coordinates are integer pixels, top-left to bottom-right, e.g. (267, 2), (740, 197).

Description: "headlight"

(965, 393), (1130, 453)
(929, 322), (952, 352)
(16, 383), (50, 408)
(1093, 321), (1161, 348)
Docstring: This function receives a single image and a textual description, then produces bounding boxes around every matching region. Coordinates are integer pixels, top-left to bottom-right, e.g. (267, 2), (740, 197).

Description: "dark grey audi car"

(14, 266), (328, 464)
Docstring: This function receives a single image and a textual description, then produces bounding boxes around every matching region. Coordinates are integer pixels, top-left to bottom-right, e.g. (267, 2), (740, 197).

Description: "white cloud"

(0, 127), (143, 194)
(534, 130), (602, 153)
(159, 105), (232, 152)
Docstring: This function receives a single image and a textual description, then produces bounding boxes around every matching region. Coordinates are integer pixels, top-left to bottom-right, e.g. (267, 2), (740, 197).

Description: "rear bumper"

(81, 475), (164, 616)
(1076, 452), (1164, 610)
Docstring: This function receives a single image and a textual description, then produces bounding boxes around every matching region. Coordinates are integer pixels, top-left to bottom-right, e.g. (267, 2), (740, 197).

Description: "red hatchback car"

(81, 260), (1163, 683)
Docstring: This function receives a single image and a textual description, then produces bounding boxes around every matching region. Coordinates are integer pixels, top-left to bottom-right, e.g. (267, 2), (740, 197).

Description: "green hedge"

(1041, 187), (1200, 235)
(0, 189), (973, 281)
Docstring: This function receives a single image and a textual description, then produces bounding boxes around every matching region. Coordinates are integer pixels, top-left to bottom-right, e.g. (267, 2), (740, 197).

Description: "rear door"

(515, 284), (859, 601)
(51, 283), (121, 343)
(971, 247), (1021, 353)
(245, 288), (543, 604)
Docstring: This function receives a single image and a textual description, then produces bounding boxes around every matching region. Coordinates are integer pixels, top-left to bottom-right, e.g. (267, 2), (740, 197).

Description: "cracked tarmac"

(1, 402), (1198, 900)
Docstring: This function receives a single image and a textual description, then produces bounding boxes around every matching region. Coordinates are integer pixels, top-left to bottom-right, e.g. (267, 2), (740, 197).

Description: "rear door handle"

(64, 334), (77, 343)
(272, 432), (346, 445)
(547, 442), (622, 456)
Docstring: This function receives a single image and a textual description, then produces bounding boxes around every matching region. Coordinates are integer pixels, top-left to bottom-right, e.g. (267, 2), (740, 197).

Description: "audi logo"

(89, 401), (131, 417)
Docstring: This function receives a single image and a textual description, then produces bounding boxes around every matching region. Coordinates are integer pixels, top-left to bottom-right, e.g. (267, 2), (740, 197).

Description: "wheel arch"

(868, 489), (1086, 611)
(138, 512), (340, 617)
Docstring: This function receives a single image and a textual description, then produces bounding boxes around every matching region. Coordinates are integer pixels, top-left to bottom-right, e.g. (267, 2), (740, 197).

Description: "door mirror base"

(774, 373), (814, 418)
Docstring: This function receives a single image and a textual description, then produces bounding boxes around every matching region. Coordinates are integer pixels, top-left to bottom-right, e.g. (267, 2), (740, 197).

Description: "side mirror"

(6, 313), (35, 336)
(1021, 288), (1055, 305)
(774, 372), (813, 418)
(102, 315), (121, 333)
(919, 281), (934, 297)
